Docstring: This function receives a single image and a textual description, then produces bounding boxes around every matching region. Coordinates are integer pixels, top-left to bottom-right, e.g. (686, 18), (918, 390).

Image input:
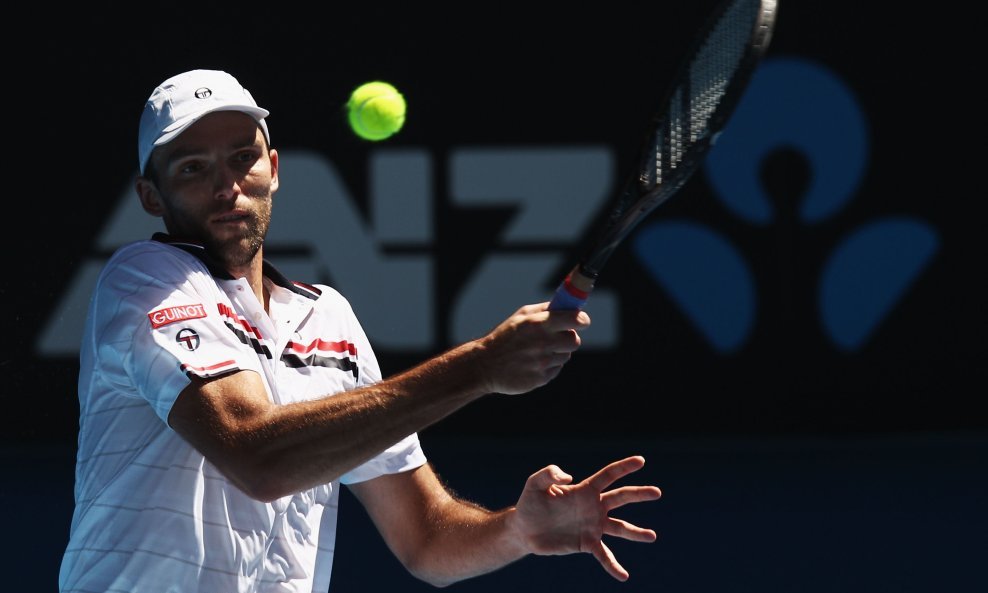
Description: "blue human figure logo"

(631, 56), (939, 353)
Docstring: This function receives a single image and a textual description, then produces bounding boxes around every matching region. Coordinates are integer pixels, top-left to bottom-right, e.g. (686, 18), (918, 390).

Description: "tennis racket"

(548, 0), (778, 311)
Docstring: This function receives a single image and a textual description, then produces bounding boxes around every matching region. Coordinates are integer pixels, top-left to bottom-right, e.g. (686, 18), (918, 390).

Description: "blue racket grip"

(548, 269), (595, 311)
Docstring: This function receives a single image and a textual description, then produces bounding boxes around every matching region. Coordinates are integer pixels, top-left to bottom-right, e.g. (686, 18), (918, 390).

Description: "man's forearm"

(404, 500), (531, 587)
(172, 338), (492, 500)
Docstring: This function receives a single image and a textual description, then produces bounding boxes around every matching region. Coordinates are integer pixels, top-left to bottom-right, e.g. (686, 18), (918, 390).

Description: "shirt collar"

(151, 232), (321, 300)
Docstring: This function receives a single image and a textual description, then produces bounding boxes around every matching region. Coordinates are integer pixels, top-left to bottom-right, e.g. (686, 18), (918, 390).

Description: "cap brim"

(154, 105), (271, 147)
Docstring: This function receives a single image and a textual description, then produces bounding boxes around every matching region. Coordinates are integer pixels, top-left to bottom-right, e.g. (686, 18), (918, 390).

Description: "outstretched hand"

(510, 455), (662, 581)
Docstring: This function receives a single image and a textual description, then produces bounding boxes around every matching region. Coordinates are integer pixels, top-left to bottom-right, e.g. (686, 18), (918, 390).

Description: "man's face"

(146, 111), (279, 269)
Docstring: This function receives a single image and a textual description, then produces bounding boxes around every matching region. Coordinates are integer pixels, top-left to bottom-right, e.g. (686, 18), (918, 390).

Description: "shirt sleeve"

(339, 434), (427, 484)
(92, 242), (265, 423)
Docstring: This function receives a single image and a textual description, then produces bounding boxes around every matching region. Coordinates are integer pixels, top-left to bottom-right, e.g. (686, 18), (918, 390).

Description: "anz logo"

(36, 57), (938, 358)
(633, 57), (939, 353)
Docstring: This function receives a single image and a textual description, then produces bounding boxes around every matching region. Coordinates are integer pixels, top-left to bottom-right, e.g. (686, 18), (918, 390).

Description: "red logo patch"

(149, 304), (208, 329)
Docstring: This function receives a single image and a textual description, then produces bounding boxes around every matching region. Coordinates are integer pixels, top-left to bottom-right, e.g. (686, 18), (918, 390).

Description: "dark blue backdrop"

(3, 2), (985, 592)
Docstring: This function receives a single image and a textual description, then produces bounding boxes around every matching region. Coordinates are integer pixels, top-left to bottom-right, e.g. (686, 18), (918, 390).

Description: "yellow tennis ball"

(347, 81), (406, 141)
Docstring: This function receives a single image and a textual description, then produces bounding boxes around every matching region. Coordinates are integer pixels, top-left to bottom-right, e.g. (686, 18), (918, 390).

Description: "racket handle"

(548, 267), (596, 311)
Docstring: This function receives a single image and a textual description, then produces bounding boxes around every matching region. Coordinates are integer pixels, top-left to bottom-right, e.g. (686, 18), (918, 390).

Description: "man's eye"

(179, 162), (204, 174)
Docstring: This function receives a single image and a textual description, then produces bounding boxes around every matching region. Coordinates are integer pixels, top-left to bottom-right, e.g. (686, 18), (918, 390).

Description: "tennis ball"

(347, 81), (406, 141)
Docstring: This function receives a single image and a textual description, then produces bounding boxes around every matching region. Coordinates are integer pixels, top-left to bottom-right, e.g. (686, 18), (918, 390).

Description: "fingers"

(591, 541), (630, 582)
(603, 516), (658, 543)
(548, 332), (580, 356)
(526, 464), (574, 492)
(519, 457), (659, 582)
(513, 302), (590, 332)
(591, 516), (657, 582)
(586, 455), (647, 492)
(546, 308), (591, 334)
(601, 484), (663, 511)
(483, 302), (590, 394)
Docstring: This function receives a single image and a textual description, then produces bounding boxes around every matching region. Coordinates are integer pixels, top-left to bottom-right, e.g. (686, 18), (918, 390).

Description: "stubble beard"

(208, 200), (271, 269)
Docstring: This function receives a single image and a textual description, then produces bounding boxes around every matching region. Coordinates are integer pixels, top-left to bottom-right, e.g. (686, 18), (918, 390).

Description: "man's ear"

(135, 176), (165, 217)
(269, 148), (280, 194)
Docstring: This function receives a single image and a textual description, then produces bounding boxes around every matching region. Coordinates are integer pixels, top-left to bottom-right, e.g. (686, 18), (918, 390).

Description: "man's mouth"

(214, 211), (250, 224)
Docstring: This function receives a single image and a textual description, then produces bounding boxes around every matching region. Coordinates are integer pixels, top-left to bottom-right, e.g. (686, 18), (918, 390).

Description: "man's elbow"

(178, 436), (298, 502)
(236, 473), (291, 503)
(209, 455), (284, 502)
(400, 548), (466, 589)
(407, 565), (458, 589)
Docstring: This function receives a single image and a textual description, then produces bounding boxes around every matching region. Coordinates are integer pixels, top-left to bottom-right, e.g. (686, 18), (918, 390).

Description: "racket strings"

(689, 0), (755, 138)
(583, 0), (775, 277)
(645, 0), (761, 192)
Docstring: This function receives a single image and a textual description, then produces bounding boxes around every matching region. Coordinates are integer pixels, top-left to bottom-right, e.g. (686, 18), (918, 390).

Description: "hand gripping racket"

(549, 0), (778, 311)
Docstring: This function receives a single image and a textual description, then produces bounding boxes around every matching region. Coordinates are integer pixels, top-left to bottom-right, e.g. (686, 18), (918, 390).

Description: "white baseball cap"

(138, 69), (271, 174)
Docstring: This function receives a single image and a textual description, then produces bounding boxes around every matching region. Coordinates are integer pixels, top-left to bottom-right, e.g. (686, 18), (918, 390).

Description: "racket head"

(580, 0), (779, 278)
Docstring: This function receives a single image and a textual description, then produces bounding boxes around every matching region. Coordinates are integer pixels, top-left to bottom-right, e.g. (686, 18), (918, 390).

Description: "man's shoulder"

(98, 240), (210, 289)
(107, 239), (202, 267)
(306, 283), (352, 310)
(294, 282), (370, 326)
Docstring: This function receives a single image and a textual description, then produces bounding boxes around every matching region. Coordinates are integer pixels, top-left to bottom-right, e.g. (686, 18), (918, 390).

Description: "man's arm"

(167, 303), (589, 501)
(349, 456), (662, 587)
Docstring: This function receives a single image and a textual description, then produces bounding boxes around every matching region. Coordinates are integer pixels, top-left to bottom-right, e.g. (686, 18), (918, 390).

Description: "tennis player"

(58, 69), (662, 592)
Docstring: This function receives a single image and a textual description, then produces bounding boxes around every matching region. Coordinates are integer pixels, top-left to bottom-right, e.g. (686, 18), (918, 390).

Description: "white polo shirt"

(59, 234), (427, 593)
